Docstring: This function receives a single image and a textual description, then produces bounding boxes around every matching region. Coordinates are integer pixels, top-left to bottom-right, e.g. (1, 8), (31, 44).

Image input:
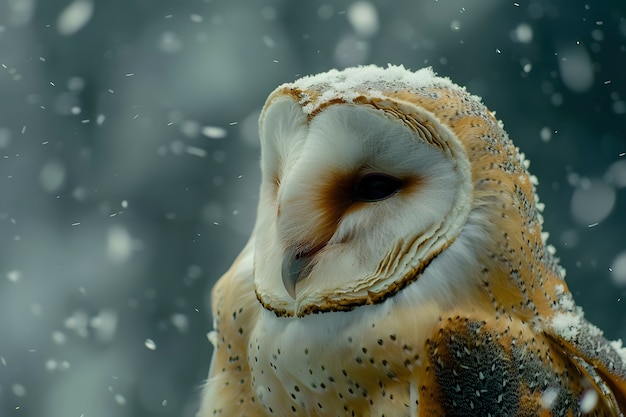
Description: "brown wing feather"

(417, 311), (625, 416)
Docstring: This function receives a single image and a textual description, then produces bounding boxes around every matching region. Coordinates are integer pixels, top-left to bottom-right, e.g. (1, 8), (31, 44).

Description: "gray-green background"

(0, 0), (625, 416)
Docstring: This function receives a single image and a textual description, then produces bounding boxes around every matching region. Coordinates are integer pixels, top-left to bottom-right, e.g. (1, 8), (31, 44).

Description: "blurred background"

(0, 0), (625, 415)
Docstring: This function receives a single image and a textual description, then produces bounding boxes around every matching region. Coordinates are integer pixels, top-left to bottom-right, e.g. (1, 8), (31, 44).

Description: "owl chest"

(247, 312), (423, 417)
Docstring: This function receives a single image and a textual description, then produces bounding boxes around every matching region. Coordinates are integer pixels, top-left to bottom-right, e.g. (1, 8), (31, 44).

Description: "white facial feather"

(254, 100), (472, 317)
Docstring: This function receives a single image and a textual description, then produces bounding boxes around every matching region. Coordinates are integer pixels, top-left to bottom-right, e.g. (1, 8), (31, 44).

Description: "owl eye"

(352, 173), (402, 202)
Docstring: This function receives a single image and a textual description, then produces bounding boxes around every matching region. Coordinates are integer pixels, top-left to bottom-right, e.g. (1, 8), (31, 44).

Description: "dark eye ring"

(352, 173), (402, 203)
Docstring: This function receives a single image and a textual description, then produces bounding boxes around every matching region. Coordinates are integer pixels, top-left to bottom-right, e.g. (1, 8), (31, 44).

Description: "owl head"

(252, 65), (565, 319)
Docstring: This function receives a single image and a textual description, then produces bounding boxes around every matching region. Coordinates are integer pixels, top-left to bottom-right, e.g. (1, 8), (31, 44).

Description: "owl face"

(253, 78), (473, 317)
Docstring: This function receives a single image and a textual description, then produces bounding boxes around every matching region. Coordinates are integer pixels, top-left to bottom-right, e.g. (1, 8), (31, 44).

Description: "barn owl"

(198, 65), (626, 416)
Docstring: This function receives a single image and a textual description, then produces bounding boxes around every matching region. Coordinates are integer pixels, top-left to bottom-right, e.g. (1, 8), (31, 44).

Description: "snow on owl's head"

(252, 65), (560, 318)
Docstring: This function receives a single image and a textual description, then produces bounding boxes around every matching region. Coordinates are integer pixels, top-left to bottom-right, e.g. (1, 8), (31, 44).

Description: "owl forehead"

(267, 84), (418, 120)
(264, 65), (456, 116)
(301, 104), (425, 167)
(260, 97), (456, 193)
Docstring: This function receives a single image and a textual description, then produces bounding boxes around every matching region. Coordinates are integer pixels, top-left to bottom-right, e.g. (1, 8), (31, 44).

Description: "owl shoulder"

(198, 238), (265, 417)
(417, 310), (626, 416)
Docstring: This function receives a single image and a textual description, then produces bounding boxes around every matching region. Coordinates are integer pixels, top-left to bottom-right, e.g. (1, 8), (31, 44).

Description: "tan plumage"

(199, 65), (626, 416)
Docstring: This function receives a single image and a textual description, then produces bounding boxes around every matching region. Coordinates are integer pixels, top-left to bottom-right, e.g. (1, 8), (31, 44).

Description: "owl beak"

(282, 255), (305, 299)
(281, 247), (320, 299)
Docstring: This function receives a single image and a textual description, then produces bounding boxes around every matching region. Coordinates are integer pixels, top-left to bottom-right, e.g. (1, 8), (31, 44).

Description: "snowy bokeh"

(570, 178), (616, 226)
(0, 1), (624, 416)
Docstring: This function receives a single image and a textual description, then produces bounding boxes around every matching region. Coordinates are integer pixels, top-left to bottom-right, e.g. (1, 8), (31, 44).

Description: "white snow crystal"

(536, 202), (546, 212)
(201, 125), (227, 139)
(551, 312), (581, 340)
(517, 150), (527, 165)
(579, 389), (599, 413)
(144, 338), (157, 350)
(207, 330), (218, 347)
(540, 387), (559, 409)
(554, 285), (575, 311)
(610, 339), (626, 364)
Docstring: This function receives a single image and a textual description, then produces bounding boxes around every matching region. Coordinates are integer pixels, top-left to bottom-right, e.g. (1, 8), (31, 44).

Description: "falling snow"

(610, 251), (626, 287)
(540, 387), (559, 410)
(90, 310), (119, 343)
(606, 160), (626, 188)
(6, 270), (22, 283)
(144, 338), (157, 350)
(346, 2), (379, 38)
(511, 23), (533, 44)
(539, 127), (552, 142)
(106, 226), (134, 263)
(114, 393), (127, 406)
(39, 160), (66, 193)
(57, 0), (94, 36)
(1, 2), (624, 417)
(570, 179), (616, 226)
(12, 384), (26, 397)
(201, 125), (228, 139)
(557, 45), (595, 93)
(579, 389), (599, 413)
